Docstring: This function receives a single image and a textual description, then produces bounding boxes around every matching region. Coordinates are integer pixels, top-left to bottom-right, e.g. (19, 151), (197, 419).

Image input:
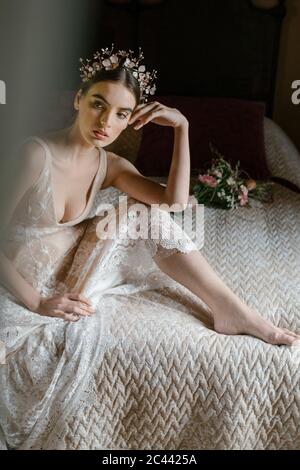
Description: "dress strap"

(17, 136), (51, 191)
(97, 147), (108, 191)
(23, 136), (52, 162)
(19, 136), (52, 169)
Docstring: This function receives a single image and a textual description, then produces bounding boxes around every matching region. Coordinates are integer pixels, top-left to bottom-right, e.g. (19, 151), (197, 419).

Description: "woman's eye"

(92, 103), (127, 119)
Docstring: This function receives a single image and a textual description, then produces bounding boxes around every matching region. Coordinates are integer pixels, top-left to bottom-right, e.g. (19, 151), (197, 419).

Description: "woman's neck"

(63, 122), (97, 161)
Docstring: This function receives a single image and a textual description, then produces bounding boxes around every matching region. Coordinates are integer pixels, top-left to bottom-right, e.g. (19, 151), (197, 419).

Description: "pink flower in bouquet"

(198, 174), (218, 188)
(238, 194), (248, 206)
(238, 185), (249, 206)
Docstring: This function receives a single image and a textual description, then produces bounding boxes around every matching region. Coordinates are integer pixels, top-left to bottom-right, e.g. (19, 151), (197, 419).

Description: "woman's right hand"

(35, 292), (95, 322)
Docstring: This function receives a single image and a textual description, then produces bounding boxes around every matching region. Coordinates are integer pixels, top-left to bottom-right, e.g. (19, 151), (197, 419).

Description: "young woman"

(0, 45), (299, 449)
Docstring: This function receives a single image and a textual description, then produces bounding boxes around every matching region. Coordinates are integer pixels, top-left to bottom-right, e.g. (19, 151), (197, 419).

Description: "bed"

(53, 116), (300, 450)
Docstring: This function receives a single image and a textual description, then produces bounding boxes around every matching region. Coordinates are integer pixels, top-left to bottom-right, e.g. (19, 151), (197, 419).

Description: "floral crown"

(79, 43), (158, 103)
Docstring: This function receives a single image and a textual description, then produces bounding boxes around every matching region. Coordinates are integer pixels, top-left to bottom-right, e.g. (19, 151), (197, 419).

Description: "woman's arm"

(0, 250), (41, 311)
(0, 140), (46, 310)
(111, 102), (191, 210)
(164, 120), (190, 207)
(0, 251), (93, 320)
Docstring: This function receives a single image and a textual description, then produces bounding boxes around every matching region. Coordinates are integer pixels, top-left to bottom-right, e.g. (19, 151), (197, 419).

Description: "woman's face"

(75, 80), (137, 147)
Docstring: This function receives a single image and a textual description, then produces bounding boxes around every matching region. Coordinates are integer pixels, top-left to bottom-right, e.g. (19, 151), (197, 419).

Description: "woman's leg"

(152, 249), (300, 346)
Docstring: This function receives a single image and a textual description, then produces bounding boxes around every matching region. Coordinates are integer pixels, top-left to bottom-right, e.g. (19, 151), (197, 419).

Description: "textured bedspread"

(57, 119), (300, 450)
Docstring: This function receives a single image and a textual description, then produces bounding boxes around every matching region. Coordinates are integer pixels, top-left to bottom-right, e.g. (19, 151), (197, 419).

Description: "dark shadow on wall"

(0, 0), (102, 225)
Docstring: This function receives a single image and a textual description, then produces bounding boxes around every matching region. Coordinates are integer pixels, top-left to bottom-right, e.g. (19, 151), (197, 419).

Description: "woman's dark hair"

(79, 65), (141, 106)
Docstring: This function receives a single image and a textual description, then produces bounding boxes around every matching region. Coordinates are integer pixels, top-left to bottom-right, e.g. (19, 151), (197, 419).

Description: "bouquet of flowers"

(192, 143), (274, 210)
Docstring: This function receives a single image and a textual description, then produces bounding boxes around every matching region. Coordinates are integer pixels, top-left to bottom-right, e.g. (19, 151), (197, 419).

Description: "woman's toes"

(282, 328), (300, 339)
(274, 329), (297, 346)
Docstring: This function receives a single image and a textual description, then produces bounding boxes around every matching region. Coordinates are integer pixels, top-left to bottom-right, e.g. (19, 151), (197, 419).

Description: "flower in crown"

(79, 43), (158, 103)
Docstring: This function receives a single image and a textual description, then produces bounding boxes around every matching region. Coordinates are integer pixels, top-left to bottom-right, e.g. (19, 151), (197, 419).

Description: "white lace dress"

(0, 136), (200, 450)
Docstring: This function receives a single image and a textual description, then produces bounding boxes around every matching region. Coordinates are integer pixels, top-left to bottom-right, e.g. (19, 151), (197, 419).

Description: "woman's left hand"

(128, 101), (188, 130)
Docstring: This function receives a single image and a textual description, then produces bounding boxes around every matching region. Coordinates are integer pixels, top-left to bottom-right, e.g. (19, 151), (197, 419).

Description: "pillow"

(135, 96), (270, 179)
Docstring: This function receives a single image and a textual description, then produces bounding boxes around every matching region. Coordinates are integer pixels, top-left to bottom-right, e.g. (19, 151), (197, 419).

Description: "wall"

(274, 0), (300, 152)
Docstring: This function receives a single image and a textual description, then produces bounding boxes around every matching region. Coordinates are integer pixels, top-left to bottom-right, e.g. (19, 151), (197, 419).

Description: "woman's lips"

(93, 130), (108, 140)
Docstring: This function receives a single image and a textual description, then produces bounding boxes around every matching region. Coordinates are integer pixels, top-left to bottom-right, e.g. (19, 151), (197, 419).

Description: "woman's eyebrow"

(91, 93), (133, 112)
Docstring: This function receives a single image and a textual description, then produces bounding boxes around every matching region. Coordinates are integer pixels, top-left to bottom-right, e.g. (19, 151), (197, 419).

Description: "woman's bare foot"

(152, 249), (299, 346)
(212, 299), (300, 346)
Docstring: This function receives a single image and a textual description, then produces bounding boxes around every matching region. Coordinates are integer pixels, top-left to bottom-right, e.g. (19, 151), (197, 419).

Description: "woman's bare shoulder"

(18, 127), (61, 172)
(37, 128), (66, 147)
(101, 150), (130, 189)
(18, 139), (47, 170)
(37, 128), (73, 162)
(14, 139), (48, 196)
